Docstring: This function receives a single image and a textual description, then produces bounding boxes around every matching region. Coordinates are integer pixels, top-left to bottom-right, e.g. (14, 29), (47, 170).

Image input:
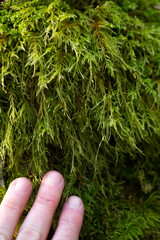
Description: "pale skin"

(0, 170), (84, 239)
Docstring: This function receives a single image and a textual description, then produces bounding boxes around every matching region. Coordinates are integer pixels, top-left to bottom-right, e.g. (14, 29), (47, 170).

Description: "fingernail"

(44, 171), (63, 185)
(16, 178), (31, 193)
(67, 196), (83, 209)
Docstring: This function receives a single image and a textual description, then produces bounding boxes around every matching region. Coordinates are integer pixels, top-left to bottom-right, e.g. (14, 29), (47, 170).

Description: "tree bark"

(0, 157), (4, 187)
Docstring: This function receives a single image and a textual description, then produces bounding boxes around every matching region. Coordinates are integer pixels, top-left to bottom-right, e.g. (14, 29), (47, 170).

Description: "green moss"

(0, 0), (160, 239)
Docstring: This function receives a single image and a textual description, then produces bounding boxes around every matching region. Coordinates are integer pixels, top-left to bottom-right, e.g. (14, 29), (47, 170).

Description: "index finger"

(0, 178), (32, 239)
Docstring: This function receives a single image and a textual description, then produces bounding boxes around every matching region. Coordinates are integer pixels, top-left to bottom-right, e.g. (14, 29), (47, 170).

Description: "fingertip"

(66, 196), (84, 211)
(13, 177), (32, 193)
(43, 171), (64, 186)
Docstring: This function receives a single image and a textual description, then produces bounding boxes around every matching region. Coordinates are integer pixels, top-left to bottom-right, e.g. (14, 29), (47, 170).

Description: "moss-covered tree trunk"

(1, 0), (160, 239)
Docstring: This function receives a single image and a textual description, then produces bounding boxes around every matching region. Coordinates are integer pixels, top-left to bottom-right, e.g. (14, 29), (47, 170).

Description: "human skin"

(0, 170), (84, 239)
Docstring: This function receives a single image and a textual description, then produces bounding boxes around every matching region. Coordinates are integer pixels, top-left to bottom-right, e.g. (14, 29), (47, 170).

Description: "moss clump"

(0, 0), (160, 239)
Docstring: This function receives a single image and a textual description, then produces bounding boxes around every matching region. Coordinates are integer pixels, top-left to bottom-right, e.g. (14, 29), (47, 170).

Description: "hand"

(0, 171), (84, 239)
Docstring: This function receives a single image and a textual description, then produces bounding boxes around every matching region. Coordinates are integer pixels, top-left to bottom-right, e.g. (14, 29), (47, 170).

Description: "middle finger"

(16, 171), (64, 240)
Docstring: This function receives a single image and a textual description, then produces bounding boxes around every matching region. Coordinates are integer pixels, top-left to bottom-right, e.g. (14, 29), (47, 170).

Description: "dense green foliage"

(0, 0), (160, 239)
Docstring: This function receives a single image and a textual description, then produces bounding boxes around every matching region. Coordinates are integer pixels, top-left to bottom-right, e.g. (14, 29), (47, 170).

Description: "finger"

(16, 171), (64, 240)
(0, 178), (32, 240)
(52, 196), (84, 240)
